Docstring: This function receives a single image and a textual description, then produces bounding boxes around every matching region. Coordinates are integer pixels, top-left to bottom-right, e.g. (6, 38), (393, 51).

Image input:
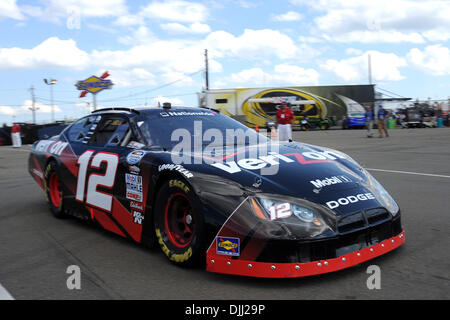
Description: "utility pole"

(85, 101), (91, 114)
(93, 93), (97, 111)
(204, 49), (209, 90)
(368, 53), (372, 85)
(28, 86), (38, 124)
(43, 78), (57, 123)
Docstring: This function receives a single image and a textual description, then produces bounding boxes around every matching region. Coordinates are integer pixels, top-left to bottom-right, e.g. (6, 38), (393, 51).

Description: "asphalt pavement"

(0, 127), (449, 300)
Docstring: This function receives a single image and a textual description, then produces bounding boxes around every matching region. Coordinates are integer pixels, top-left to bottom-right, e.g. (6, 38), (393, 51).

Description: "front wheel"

(44, 161), (66, 218)
(153, 178), (206, 267)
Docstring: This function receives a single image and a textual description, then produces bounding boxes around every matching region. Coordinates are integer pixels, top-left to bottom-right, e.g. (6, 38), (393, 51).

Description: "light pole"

(43, 78), (57, 123)
(28, 86), (39, 124)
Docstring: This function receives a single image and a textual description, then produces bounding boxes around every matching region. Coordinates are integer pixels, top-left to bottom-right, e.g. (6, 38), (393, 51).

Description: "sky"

(0, 0), (450, 124)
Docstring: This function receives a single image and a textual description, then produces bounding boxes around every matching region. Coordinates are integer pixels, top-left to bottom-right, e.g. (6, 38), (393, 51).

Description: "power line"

(34, 91), (199, 106)
(0, 88), (30, 92)
(97, 69), (204, 103)
(35, 96), (81, 104)
(1, 70), (204, 110)
(377, 87), (407, 99)
(97, 92), (199, 108)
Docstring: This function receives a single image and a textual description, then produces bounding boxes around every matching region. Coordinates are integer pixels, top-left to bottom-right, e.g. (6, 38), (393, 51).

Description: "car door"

(58, 114), (103, 219)
(80, 113), (147, 243)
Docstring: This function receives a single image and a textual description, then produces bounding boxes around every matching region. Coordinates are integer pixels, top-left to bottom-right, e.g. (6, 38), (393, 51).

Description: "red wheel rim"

(164, 193), (194, 248)
(49, 172), (61, 208)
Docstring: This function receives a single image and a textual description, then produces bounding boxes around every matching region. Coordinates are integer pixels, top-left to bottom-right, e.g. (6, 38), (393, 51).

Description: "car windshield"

(136, 109), (269, 150)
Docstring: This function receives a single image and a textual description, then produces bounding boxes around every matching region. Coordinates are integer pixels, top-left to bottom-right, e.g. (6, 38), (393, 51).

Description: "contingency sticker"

(216, 237), (240, 257)
(127, 141), (145, 149)
(132, 210), (144, 225)
(125, 173), (143, 202)
(126, 150), (147, 165)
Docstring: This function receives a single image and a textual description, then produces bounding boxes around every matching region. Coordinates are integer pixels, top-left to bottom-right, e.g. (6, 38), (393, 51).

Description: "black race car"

(28, 105), (404, 278)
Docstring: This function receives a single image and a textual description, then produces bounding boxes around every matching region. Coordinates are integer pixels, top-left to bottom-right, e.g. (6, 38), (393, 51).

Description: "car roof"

(91, 106), (215, 116)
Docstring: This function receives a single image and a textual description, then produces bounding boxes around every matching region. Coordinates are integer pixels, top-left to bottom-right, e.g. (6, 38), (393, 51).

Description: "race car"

(28, 105), (404, 278)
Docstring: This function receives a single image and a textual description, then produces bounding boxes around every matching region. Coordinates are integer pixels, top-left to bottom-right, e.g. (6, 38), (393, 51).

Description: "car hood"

(166, 141), (389, 217)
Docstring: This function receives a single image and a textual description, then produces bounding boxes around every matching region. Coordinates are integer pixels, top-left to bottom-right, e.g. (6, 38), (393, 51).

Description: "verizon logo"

(210, 151), (346, 174)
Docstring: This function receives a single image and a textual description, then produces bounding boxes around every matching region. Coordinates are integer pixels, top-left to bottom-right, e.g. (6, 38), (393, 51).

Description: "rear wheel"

(153, 178), (206, 267)
(44, 161), (66, 218)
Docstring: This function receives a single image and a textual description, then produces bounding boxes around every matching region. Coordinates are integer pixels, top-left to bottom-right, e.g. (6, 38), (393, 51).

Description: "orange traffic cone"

(254, 124), (259, 132)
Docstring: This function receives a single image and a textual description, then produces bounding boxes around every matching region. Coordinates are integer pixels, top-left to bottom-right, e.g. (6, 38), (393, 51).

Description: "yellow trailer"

(203, 87), (330, 130)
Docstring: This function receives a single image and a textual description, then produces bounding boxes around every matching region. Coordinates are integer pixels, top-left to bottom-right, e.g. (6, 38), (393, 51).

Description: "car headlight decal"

(253, 197), (322, 226)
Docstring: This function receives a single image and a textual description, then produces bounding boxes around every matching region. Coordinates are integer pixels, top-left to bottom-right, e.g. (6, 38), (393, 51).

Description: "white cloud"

(151, 96), (185, 106)
(89, 39), (219, 89)
(324, 30), (425, 44)
(91, 40), (207, 75)
(0, 37), (89, 70)
(75, 101), (93, 114)
(107, 68), (157, 87)
(140, 0), (209, 23)
(159, 71), (196, 86)
(216, 64), (320, 87)
(0, 105), (16, 116)
(18, 0), (128, 26)
(292, 0), (450, 43)
(21, 100), (62, 114)
(271, 11), (303, 22)
(422, 29), (450, 42)
(0, 0), (24, 20)
(205, 29), (299, 60)
(113, 14), (145, 26)
(346, 48), (363, 56)
(321, 51), (407, 82)
(117, 26), (157, 45)
(106, 28), (304, 83)
(114, 1), (209, 27)
(95, 68), (194, 89)
(0, 26), (317, 93)
(160, 22), (211, 34)
(297, 35), (324, 43)
(43, 0), (127, 18)
(0, 101), (62, 122)
(0, 34), (217, 89)
(407, 45), (450, 76)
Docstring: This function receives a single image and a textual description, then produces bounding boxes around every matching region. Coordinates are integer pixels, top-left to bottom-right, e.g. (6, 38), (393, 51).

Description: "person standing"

(365, 105), (374, 138)
(276, 102), (295, 142)
(11, 123), (22, 148)
(377, 105), (389, 138)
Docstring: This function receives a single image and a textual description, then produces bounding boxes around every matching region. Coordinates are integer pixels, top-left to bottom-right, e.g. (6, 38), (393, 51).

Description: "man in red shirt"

(11, 123), (22, 148)
(276, 102), (295, 142)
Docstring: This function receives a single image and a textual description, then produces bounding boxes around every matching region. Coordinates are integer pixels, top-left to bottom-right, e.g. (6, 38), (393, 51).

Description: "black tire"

(44, 161), (66, 218)
(153, 178), (206, 267)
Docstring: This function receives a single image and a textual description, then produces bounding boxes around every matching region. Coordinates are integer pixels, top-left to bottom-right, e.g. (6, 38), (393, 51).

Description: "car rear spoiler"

(91, 107), (140, 114)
